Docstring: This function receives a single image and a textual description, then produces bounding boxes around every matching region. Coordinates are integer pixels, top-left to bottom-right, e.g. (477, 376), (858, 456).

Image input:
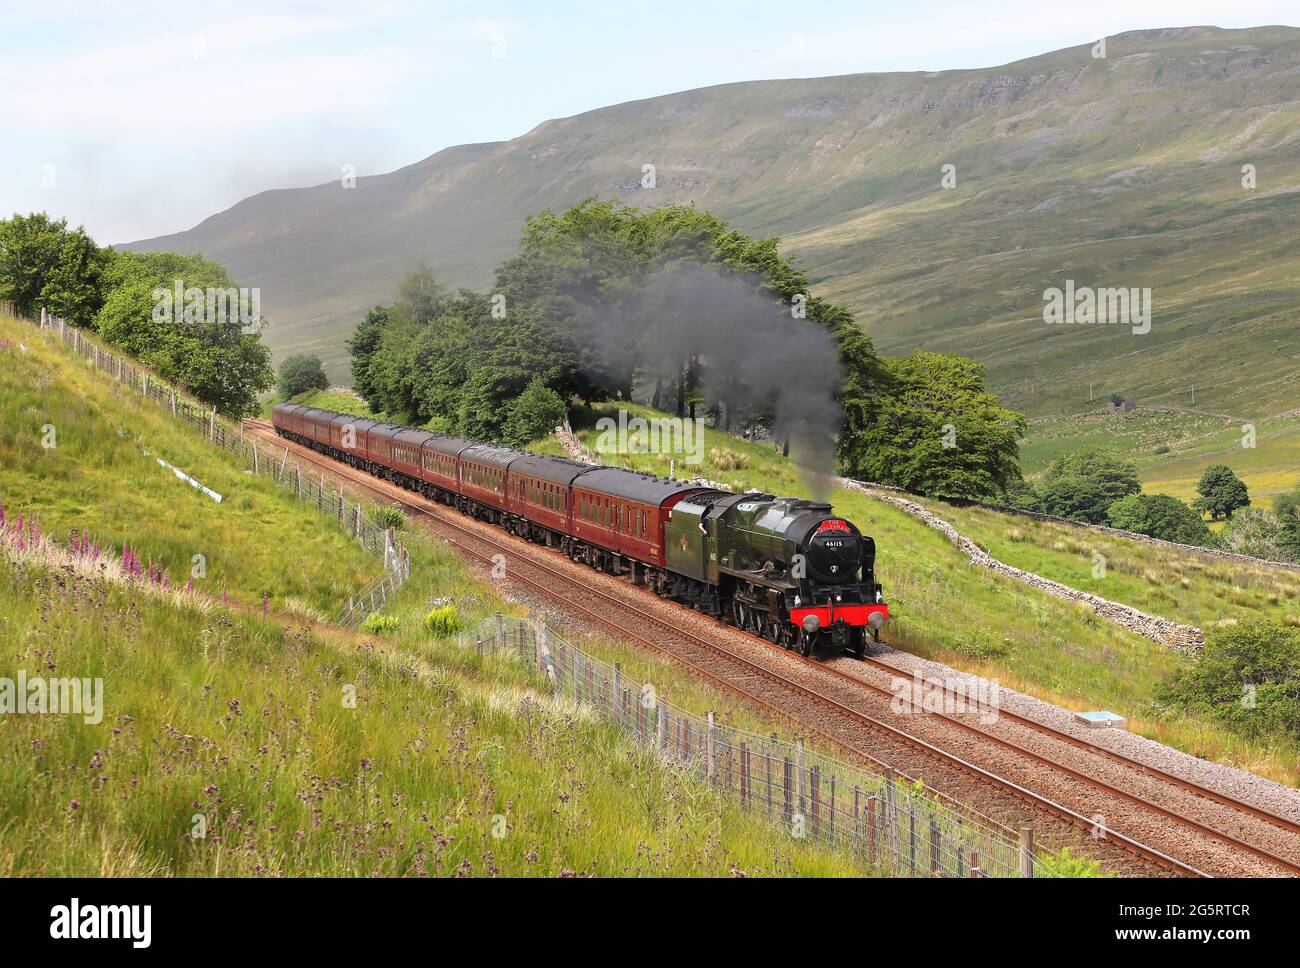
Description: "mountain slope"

(124, 25), (1300, 421)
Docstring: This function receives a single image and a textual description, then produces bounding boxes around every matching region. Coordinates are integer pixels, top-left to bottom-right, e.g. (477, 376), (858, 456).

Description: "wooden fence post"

(867, 796), (878, 865)
(706, 712), (717, 783)
(884, 767), (898, 867)
(930, 817), (941, 876)
(908, 806), (917, 874)
(536, 620), (555, 684)
(795, 739), (806, 818)
(1019, 826), (1035, 878)
(739, 742), (750, 807)
(782, 755), (793, 822)
(494, 611), (504, 648)
(809, 765), (821, 839)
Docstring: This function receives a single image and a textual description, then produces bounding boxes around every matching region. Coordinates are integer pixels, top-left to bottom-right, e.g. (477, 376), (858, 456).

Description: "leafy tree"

(1106, 493), (1212, 545)
(501, 378), (567, 447)
(346, 306), (390, 403)
(42, 229), (112, 324)
(277, 354), (329, 399)
(1273, 487), (1300, 562)
(1215, 509), (1288, 561)
(95, 251), (273, 417)
(1193, 464), (1250, 520)
(1003, 478), (1044, 512)
(1035, 449), (1141, 524)
(0, 213), (109, 323)
(1157, 621), (1300, 743)
(841, 351), (1025, 498)
(352, 200), (892, 458)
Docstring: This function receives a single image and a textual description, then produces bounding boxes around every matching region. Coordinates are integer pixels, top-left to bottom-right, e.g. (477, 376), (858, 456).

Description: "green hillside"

(123, 25), (1300, 420)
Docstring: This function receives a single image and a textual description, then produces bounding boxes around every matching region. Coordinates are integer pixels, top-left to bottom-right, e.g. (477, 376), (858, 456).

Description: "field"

(1020, 408), (1300, 510)
(533, 402), (1300, 786)
(260, 386), (374, 421)
(0, 313), (887, 876)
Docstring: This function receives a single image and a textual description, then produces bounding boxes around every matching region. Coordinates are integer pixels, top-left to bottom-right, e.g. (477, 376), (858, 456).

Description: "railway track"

(245, 419), (1300, 877)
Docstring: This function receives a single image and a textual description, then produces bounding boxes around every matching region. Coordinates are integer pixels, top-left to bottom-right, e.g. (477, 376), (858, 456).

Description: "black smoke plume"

(569, 263), (843, 498)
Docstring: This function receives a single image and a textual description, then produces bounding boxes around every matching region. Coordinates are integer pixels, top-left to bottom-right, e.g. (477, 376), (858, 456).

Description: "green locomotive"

(663, 490), (888, 658)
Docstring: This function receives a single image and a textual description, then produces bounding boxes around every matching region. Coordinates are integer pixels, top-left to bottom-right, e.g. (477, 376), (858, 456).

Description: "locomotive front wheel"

(798, 630), (815, 658)
(853, 629), (867, 660)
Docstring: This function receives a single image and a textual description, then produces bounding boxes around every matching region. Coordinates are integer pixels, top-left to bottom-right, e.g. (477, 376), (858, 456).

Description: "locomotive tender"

(273, 403), (889, 658)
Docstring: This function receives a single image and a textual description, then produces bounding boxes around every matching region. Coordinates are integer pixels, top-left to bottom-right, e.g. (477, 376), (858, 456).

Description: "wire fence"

(30, 309), (410, 626)
(461, 612), (1061, 879)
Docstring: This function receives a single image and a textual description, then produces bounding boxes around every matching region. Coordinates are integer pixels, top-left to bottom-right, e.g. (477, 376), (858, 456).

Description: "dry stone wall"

(838, 480), (1205, 656)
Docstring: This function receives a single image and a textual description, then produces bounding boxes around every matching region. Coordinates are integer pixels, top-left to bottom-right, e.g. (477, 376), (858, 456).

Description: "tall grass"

(0, 551), (872, 877)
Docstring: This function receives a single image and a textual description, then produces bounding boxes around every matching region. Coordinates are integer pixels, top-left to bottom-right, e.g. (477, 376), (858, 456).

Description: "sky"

(1, 0), (1295, 244)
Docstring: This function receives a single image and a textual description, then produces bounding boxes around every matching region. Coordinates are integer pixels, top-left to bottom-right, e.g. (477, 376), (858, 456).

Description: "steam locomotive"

(273, 403), (888, 658)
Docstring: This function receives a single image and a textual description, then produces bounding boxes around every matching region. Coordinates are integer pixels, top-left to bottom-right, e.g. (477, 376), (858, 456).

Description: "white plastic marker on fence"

(142, 449), (222, 503)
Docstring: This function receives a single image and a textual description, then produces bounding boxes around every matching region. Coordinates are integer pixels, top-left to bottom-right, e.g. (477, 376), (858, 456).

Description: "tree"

(1157, 621), (1300, 742)
(0, 213), (109, 323)
(95, 251), (274, 417)
(1106, 493), (1212, 545)
(500, 378), (567, 447)
(1215, 509), (1288, 561)
(41, 229), (112, 324)
(841, 351), (1025, 499)
(351, 199), (892, 461)
(346, 306), (390, 403)
(1273, 487), (1300, 562)
(277, 354), (329, 399)
(1035, 449), (1142, 524)
(1193, 464), (1250, 520)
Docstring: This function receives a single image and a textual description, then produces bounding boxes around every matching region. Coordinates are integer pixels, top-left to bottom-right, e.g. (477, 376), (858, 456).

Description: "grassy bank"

(0, 315), (383, 616)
